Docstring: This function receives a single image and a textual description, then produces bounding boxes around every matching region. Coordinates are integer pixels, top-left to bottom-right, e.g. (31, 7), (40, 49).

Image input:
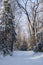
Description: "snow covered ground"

(0, 51), (43, 65)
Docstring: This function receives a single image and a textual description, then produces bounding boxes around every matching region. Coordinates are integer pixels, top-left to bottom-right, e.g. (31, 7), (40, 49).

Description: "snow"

(0, 51), (43, 65)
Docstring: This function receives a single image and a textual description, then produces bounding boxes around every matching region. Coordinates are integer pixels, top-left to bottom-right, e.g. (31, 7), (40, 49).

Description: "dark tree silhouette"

(0, 0), (17, 55)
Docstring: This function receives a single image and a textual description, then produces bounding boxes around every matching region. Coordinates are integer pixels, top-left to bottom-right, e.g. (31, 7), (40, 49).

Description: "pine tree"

(0, 0), (17, 55)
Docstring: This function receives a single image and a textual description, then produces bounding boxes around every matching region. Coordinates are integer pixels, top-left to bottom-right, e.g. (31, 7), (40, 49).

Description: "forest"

(0, 0), (43, 56)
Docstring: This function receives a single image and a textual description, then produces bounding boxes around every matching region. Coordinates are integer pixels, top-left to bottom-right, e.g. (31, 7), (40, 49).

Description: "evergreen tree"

(0, 0), (17, 55)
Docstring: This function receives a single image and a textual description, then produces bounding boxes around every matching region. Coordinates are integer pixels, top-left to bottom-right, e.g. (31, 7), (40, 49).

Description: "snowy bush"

(33, 40), (43, 52)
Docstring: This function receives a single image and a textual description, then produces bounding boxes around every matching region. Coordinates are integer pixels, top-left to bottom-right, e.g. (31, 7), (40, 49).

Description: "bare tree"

(15, 0), (43, 49)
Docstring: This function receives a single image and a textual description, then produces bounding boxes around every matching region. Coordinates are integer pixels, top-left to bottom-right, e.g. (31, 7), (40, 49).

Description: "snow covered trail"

(0, 51), (43, 65)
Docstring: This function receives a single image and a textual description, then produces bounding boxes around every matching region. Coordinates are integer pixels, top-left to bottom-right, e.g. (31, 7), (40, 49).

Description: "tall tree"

(16, 0), (43, 49)
(0, 0), (17, 55)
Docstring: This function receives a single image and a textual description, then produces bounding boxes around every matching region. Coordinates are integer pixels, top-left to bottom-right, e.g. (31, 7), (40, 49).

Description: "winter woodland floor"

(0, 51), (43, 65)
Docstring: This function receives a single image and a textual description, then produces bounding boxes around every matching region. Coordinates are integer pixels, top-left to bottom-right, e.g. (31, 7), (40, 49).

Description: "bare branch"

(36, 10), (43, 13)
(16, 0), (33, 29)
(25, 0), (28, 9)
